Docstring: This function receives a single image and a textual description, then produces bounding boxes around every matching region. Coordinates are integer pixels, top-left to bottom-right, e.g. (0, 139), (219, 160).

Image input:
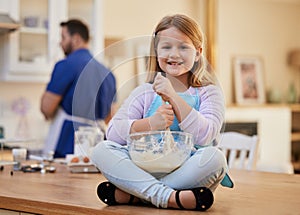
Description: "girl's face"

(156, 26), (201, 77)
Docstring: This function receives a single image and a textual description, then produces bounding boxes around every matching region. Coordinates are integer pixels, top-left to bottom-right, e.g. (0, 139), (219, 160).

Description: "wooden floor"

(0, 151), (300, 214)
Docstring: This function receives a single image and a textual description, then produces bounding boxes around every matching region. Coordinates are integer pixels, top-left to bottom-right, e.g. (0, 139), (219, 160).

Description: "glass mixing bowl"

(127, 131), (193, 173)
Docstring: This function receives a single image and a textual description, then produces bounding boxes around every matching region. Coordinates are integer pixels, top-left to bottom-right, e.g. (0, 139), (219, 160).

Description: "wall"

(217, 0), (300, 105)
(103, 0), (198, 38)
(0, 82), (48, 149)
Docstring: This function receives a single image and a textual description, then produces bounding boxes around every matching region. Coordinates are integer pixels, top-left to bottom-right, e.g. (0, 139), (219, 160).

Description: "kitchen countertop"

(0, 154), (300, 214)
(0, 162), (109, 214)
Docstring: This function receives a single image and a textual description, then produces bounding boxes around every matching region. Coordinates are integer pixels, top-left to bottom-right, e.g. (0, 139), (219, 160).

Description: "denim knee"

(198, 146), (227, 172)
(91, 141), (107, 160)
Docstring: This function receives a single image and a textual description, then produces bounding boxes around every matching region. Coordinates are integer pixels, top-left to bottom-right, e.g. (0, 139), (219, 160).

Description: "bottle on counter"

(287, 83), (297, 103)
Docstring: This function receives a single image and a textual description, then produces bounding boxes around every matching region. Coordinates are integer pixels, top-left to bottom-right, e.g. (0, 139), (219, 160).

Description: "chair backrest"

(218, 132), (258, 170)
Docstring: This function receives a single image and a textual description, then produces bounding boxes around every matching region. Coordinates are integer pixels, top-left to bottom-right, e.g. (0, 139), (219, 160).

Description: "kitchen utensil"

(161, 100), (175, 151)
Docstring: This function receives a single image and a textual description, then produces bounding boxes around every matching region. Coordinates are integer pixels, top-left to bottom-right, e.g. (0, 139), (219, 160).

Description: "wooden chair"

(218, 132), (258, 170)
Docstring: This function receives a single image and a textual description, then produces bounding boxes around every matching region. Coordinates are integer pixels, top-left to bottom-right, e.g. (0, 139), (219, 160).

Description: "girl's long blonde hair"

(146, 14), (216, 87)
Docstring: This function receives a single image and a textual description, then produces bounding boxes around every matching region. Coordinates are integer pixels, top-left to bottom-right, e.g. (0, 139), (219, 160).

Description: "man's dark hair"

(60, 19), (89, 42)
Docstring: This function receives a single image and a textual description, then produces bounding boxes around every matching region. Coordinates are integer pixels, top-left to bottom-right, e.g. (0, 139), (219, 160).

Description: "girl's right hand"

(153, 72), (176, 103)
(148, 103), (174, 130)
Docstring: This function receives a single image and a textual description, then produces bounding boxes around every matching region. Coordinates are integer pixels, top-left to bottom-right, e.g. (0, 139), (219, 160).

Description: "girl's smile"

(156, 26), (200, 77)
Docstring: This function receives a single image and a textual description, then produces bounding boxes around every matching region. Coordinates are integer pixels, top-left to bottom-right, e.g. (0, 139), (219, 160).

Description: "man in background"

(41, 19), (116, 158)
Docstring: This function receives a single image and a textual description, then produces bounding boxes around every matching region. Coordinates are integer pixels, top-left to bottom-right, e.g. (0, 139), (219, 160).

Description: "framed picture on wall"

(233, 56), (266, 105)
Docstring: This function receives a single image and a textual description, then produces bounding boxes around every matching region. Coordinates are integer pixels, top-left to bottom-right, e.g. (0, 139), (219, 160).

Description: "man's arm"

(40, 91), (62, 120)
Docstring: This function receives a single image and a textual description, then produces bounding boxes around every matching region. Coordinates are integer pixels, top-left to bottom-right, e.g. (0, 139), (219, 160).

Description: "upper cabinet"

(68, 0), (104, 57)
(0, 0), (103, 82)
(8, 0), (61, 82)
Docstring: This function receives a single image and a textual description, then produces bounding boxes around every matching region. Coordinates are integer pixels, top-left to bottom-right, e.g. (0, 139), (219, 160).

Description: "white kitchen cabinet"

(1, 0), (103, 82)
(225, 105), (294, 174)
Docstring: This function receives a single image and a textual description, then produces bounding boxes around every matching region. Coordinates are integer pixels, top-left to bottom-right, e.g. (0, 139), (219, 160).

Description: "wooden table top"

(0, 160), (300, 215)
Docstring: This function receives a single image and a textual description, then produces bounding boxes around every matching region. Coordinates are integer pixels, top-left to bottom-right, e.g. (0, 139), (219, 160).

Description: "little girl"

(91, 14), (229, 211)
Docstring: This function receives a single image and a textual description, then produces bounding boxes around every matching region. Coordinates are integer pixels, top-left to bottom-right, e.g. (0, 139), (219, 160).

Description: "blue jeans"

(91, 141), (227, 208)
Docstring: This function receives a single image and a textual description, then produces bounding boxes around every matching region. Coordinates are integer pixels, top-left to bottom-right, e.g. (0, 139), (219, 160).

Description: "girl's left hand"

(153, 73), (176, 102)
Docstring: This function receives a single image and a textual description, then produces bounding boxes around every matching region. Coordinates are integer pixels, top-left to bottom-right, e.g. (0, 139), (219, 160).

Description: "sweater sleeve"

(179, 85), (225, 147)
(106, 84), (154, 145)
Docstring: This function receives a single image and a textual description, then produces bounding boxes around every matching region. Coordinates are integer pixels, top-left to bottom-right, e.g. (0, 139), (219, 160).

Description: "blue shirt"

(46, 49), (116, 157)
